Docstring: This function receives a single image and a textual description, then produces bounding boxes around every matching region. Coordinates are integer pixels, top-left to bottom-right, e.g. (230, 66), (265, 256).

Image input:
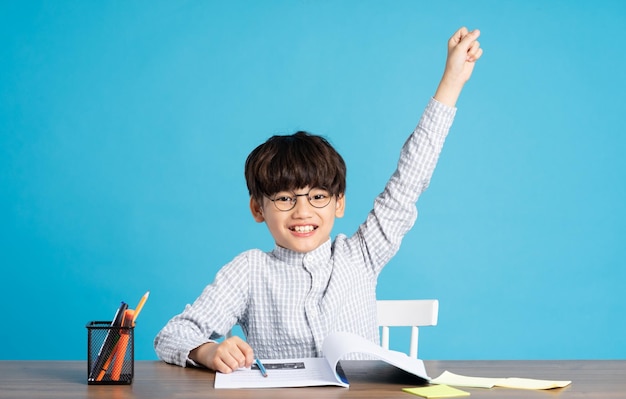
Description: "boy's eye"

(274, 195), (294, 203)
(309, 189), (330, 200)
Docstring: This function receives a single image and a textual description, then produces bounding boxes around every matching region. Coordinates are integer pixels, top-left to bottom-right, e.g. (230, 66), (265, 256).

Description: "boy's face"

(250, 187), (345, 253)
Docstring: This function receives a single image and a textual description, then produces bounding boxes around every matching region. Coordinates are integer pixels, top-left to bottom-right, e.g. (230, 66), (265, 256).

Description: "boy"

(155, 27), (482, 373)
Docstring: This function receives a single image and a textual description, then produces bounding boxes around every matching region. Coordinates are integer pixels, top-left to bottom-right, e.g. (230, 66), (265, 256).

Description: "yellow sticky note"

(403, 384), (471, 398)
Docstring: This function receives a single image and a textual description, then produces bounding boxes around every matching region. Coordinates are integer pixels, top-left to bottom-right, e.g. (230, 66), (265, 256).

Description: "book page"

(322, 331), (430, 382)
(214, 358), (346, 389)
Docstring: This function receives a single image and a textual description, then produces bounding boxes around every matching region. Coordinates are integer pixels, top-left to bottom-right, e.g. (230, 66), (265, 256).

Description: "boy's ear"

(250, 197), (265, 223)
(334, 194), (346, 218)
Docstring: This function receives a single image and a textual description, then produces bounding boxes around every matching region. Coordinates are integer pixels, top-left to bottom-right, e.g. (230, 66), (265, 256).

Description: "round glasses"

(268, 188), (333, 212)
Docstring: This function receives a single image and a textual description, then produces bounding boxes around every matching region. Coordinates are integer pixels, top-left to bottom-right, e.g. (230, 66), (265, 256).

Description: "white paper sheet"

(430, 370), (572, 390)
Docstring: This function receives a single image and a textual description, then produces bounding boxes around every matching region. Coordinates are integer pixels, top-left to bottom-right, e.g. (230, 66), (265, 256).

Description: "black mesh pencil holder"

(86, 321), (134, 385)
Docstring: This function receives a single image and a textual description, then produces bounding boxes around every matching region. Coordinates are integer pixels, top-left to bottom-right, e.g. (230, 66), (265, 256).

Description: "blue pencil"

(255, 359), (268, 377)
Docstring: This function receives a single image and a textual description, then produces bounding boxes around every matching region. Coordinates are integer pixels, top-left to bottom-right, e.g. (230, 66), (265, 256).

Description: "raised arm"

(345, 27), (483, 274)
(434, 27), (483, 107)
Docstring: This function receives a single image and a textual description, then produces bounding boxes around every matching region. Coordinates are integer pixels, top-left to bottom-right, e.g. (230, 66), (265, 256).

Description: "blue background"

(1, 1), (625, 361)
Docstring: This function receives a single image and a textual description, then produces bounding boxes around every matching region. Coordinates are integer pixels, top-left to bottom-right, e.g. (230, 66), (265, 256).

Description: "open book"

(214, 331), (430, 389)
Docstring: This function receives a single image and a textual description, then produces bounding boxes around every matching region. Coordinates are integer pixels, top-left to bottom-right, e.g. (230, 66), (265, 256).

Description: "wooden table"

(0, 360), (624, 398)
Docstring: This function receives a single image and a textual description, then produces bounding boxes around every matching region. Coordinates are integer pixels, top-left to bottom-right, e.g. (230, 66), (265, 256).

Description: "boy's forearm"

(433, 75), (466, 108)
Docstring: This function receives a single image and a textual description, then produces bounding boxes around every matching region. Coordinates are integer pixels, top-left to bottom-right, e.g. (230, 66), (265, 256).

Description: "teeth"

(293, 225), (315, 233)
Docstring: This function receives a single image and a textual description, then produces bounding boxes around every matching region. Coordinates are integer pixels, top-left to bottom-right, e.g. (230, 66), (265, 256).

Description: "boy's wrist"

(189, 342), (216, 368)
(433, 76), (465, 107)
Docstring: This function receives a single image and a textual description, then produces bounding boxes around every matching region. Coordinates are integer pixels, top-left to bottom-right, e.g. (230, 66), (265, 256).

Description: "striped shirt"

(154, 98), (456, 366)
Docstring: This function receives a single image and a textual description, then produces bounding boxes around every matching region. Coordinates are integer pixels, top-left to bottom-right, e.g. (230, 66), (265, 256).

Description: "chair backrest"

(376, 299), (439, 359)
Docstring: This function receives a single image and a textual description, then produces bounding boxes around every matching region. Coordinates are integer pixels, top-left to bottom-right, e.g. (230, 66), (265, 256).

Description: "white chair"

(377, 299), (439, 359)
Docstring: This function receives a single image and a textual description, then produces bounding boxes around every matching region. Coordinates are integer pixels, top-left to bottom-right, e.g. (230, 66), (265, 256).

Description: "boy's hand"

(434, 27), (483, 107)
(445, 27), (483, 84)
(189, 336), (254, 373)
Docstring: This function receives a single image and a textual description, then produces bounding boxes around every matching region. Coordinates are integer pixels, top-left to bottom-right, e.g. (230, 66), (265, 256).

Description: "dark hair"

(245, 131), (346, 204)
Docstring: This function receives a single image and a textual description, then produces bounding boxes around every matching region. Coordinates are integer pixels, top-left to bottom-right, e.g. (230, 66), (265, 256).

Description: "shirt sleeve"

(346, 97), (457, 274)
(153, 253), (250, 367)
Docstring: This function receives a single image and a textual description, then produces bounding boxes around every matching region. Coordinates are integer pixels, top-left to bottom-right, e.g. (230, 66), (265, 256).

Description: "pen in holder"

(86, 319), (134, 385)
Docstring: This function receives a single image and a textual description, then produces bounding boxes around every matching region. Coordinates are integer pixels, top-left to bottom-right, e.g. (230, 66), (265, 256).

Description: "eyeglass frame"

(266, 188), (334, 212)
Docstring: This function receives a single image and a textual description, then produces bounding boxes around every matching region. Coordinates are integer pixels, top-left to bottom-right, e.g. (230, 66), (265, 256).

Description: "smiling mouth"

(290, 225), (317, 233)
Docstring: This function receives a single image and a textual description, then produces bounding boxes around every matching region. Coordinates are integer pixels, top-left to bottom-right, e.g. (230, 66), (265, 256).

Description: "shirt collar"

(270, 238), (332, 265)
